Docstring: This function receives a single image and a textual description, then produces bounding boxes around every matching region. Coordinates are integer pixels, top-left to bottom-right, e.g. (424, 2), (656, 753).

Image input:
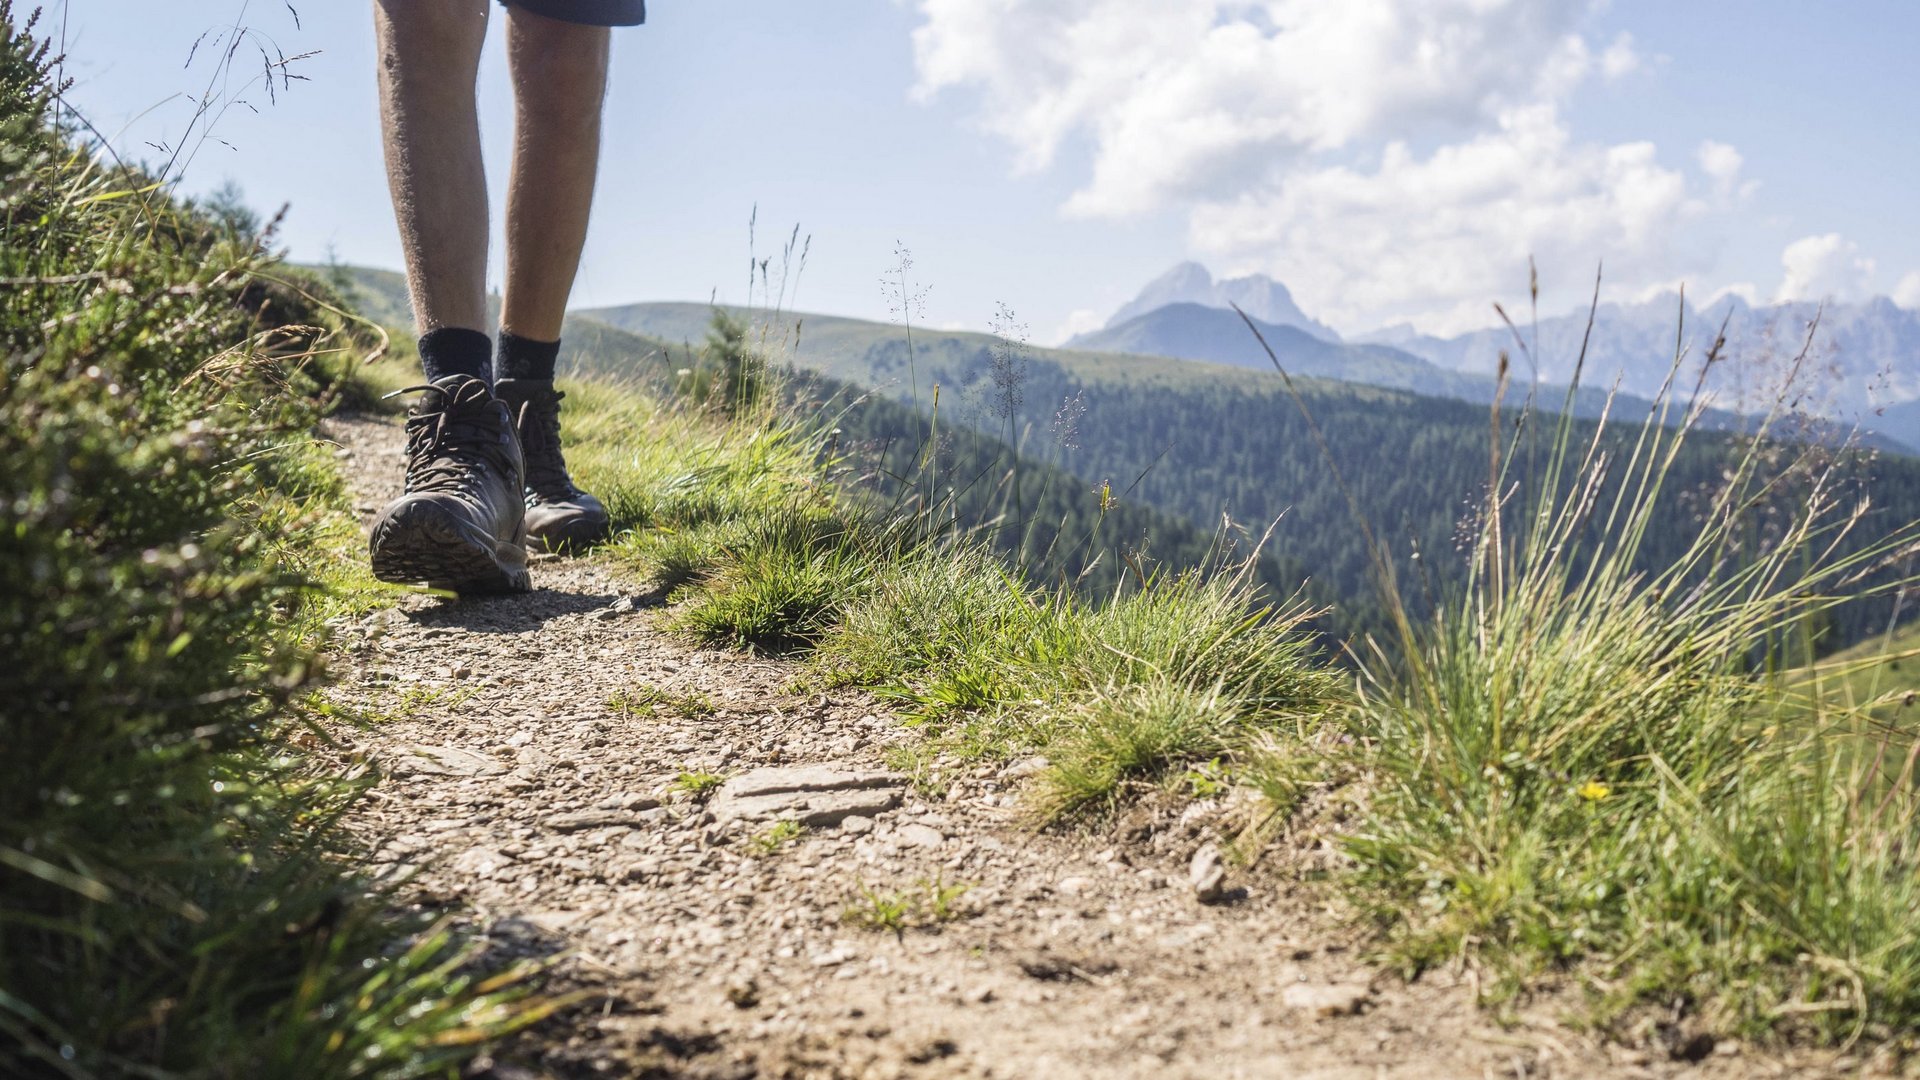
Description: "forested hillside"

(567, 297), (1920, 650)
(545, 311), (1353, 636)
(327, 268), (1919, 650)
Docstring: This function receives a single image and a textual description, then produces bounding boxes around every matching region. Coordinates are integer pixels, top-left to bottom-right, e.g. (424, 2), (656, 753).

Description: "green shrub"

(0, 9), (535, 1073)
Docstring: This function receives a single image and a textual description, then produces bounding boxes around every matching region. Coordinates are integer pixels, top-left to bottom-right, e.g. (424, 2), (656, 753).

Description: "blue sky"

(57, 1), (1920, 342)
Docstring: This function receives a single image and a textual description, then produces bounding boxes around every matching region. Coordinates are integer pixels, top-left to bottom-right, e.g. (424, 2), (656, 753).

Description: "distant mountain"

(1363, 293), (1920, 450)
(1088, 262), (1341, 343)
(1068, 302), (1443, 387)
(1074, 262), (1917, 452)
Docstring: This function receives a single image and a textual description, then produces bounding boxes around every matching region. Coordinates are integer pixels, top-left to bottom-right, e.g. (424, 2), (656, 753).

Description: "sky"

(54, 0), (1920, 343)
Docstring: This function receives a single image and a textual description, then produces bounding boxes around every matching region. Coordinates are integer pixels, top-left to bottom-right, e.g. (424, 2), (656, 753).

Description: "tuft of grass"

(669, 769), (726, 800)
(671, 517), (874, 652)
(1276, 296), (1920, 1039)
(842, 884), (912, 934)
(606, 684), (716, 719)
(823, 555), (1342, 821)
(748, 819), (805, 855)
(1033, 680), (1236, 818)
(841, 876), (972, 933)
(544, 307), (1342, 824)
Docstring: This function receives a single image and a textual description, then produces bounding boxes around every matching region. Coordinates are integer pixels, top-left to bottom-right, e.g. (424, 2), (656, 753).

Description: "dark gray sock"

(417, 327), (493, 385)
(495, 331), (561, 383)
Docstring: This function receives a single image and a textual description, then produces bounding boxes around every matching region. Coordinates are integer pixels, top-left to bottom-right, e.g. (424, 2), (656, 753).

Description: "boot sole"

(370, 500), (531, 594)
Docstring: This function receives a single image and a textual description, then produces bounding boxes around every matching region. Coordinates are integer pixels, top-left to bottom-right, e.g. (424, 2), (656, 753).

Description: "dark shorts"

(499, 0), (644, 26)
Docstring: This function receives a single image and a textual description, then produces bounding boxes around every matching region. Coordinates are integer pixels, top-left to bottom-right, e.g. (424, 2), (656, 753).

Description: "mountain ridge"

(1082, 262), (1918, 449)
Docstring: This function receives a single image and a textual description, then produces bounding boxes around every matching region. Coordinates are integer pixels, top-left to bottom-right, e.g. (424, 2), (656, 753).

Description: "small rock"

(839, 814), (875, 835)
(449, 847), (514, 877)
(724, 976), (760, 1009)
(906, 1037), (957, 1064)
(1001, 756), (1048, 779)
(1056, 876), (1094, 896)
(1190, 843), (1228, 903)
(1280, 982), (1372, 1018)
(897, 823), (945, 848)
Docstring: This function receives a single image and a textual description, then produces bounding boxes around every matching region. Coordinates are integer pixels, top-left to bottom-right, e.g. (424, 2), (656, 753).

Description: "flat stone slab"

(712, 766), (906, 828)
(721, 765), (906, 799)
(398, 744), (506, 777)
(544, 806), (661, 832)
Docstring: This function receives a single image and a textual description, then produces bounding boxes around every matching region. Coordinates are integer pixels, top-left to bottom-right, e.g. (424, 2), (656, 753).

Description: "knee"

(511, 16), (610, 118)
(377, 0), (489, 54)
(376, 0), (488, 87)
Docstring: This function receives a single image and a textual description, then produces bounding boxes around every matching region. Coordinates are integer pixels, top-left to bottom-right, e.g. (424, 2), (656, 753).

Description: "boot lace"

(511, 387), (582, 503)
(394, 381), (518, 496)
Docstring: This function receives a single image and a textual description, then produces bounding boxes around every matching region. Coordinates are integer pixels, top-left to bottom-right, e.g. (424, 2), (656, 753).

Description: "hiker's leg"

(373, 0), (491, 343)
(368, 0), (528, 594)
(499, 5), (610, 342)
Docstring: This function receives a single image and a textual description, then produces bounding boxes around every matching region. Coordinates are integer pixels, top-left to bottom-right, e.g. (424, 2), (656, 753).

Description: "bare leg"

(500, 6), (610, 341)
(373, 0), (491, 334)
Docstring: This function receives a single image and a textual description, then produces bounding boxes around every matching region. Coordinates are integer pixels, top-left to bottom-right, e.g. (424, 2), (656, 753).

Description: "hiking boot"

(368, 375), (531, 593)
(494, 378), (609, 552)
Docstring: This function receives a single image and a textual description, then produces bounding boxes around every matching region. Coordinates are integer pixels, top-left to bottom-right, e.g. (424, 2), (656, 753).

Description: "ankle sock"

(495, 331), (561, 383)
(417, 327), (494, 385)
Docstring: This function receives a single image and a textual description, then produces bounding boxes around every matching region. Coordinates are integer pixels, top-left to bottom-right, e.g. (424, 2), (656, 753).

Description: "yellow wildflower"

(1576, 780), (1611, 802)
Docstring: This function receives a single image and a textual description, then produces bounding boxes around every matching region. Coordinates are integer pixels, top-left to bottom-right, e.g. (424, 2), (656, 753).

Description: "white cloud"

(913, 0), (1607, 217)
(911, 0), (1753, 334)
(1894, 271), (1920, 311)
(1050, 307), (1105, 345)
(1696, 141), (1742, 194)
(1775, 233), (1876, 303)
(1600, 32), (1641, 78)
(1189, 106), (1730, 334)
(1704, 281), (1759, 308)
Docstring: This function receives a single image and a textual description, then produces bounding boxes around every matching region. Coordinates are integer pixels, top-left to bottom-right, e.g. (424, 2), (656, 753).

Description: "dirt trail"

(319, 413), (1795, 1080)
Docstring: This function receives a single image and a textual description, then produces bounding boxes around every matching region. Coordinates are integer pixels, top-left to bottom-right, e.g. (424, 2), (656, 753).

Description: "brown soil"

(319, 413), (1852, 1080)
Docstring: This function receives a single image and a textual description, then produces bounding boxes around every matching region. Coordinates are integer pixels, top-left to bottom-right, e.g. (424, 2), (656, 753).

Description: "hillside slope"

(319, 267), (1918, 650)
(567, 295), (1920, 649)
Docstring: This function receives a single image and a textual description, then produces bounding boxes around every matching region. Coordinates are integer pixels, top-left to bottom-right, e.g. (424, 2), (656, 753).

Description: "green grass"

(549, 358), (1341, 822)
(0, 11), (542, 1074)
(748, 820), (805, 855)
(605, 684), (717, 719)
(1312, 316), (1920, 1040)
(669, 769), (727, 800)
(1792, 620), (1920, 727)
(841, 876), (971, 934)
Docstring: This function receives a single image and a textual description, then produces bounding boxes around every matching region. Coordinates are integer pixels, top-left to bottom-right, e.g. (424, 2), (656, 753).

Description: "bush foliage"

(0, 8), (535, 1074)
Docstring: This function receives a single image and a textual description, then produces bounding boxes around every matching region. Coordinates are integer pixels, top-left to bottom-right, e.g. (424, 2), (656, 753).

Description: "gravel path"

(318, 413), (1810, 1080)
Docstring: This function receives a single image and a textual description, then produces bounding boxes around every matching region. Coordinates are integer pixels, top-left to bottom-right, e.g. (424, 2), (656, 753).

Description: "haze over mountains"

(1073, 263), (1920, 451)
